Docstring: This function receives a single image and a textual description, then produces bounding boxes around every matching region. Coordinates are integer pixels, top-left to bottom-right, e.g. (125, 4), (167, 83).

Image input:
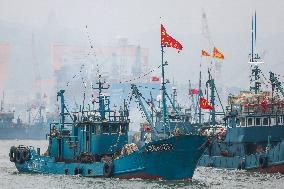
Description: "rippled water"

(0, 140), (283, 189)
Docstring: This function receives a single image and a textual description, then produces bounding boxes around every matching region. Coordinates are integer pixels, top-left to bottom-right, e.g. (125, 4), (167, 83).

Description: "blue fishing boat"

(9, 26), (207, 180)
(0, 93), (50, 140)
(198, 13), (284, 174)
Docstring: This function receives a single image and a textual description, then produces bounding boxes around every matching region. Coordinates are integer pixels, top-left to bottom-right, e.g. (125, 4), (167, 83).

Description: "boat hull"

(198, 139), (284, 174)
(15, 135), (206, 180)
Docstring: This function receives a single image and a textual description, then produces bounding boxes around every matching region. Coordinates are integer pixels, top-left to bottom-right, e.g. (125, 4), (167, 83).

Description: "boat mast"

(161, 45), (169, 137)
(207, 69), (216, 125)
(198, 68), (202, 125)
(57, 89), (65, 130)
(93, 74), (109, 120)
(249, 12), (262, 94)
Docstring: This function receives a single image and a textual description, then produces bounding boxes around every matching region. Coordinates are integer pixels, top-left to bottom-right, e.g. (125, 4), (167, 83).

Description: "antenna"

(254, 11), (256, 48)
(201, 11), (213, 47)
(249, 12), (263, 65)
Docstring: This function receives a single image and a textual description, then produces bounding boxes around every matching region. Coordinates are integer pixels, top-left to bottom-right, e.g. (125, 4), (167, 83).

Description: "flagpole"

(198, 55), (202, 126)
(161, 45), (167, 138)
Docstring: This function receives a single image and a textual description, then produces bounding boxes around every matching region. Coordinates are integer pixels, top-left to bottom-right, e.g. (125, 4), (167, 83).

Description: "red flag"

(189, 89), (199, 95)
(201, 50), (210, 57)
(161, 24), (183, 52)
(200, 97), (214, 110)
(151, 76), (160, 82)
(213, 47), (224, 59)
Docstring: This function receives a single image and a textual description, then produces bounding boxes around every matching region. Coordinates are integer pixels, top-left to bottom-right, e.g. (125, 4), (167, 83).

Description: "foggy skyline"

(0, 0), (284, 103)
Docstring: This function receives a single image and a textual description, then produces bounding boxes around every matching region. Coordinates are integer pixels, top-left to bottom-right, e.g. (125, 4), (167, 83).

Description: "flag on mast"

(189, 89), (199, 95)
(213, 47), (224, 59)
(201, 50), (210, 57)
(161, 24), (183, 52)
(200, 97), (214, 110)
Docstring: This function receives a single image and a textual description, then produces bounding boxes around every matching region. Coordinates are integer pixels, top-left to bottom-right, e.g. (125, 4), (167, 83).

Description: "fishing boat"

(198, 13), (284, 173)
(9, 25), (207, 180)
(0, 92), (50, 140)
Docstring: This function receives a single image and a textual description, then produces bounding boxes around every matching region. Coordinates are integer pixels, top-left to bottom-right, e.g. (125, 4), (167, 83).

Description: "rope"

(85, 25), (98, 61)
(119, 65), (161, 83)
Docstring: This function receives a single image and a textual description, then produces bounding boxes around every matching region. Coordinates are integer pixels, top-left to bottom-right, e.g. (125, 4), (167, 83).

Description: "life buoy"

(103, 162), (114, 178)
(259, 156), (268, 168)
(9, 146), (17, 162)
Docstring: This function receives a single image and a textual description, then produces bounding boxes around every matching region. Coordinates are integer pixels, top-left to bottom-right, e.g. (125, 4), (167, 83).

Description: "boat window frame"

(101, 123), (110, 135)
(270, 117), (276, 126)
(110, 124), (119, 134)
(235, 117), (240, 127)
(239, 117), (246, 127)
(95, 124), (101, 135)
(262, 117), (269, 126)
(255, 117), (261, 126)
(277, 116), (283, 125)
(120, 124), (127, 134)
(91, 125), (95, 134)
(247, 117), (254, 127)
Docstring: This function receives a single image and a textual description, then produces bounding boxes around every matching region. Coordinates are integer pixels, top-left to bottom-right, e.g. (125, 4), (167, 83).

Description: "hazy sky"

(1, 0), (284, 95)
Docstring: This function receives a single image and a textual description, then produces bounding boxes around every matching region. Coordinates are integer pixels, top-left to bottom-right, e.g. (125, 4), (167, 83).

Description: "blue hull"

(15, 135), (206, 180)
(198, 139), (284, 173)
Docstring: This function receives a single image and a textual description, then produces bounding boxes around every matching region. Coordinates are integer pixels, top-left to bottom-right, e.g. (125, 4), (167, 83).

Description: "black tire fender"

(15, 148), (24, 164)
(9, 146), (17, 162)
(259, 156), (268, 168)
(237, 160), (245, 170)
(103, 162), (114, 178)
(22, 148), (30, 161)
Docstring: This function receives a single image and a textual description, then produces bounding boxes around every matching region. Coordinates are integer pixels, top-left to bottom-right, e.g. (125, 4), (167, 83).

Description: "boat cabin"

(48, 83), (130, 162)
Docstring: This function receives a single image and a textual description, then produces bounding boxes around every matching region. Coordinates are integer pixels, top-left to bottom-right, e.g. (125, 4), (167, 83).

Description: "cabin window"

(111, 124), (119, 134)
(270, 117), (276, 126)
(255, 118), (261, 126)
(236, 118), (240, 126)
(81, 126), (85, 131)
(101, 124), (110, 134)
(247, 118), (254, 126)
(91, 126), (95, 134)
(95, 125), (101, 135)
(240, 117), (246, 127)
(263, 117), (269, 126)
(120, 125), (126, 133)
(277, 117), (283, 124)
